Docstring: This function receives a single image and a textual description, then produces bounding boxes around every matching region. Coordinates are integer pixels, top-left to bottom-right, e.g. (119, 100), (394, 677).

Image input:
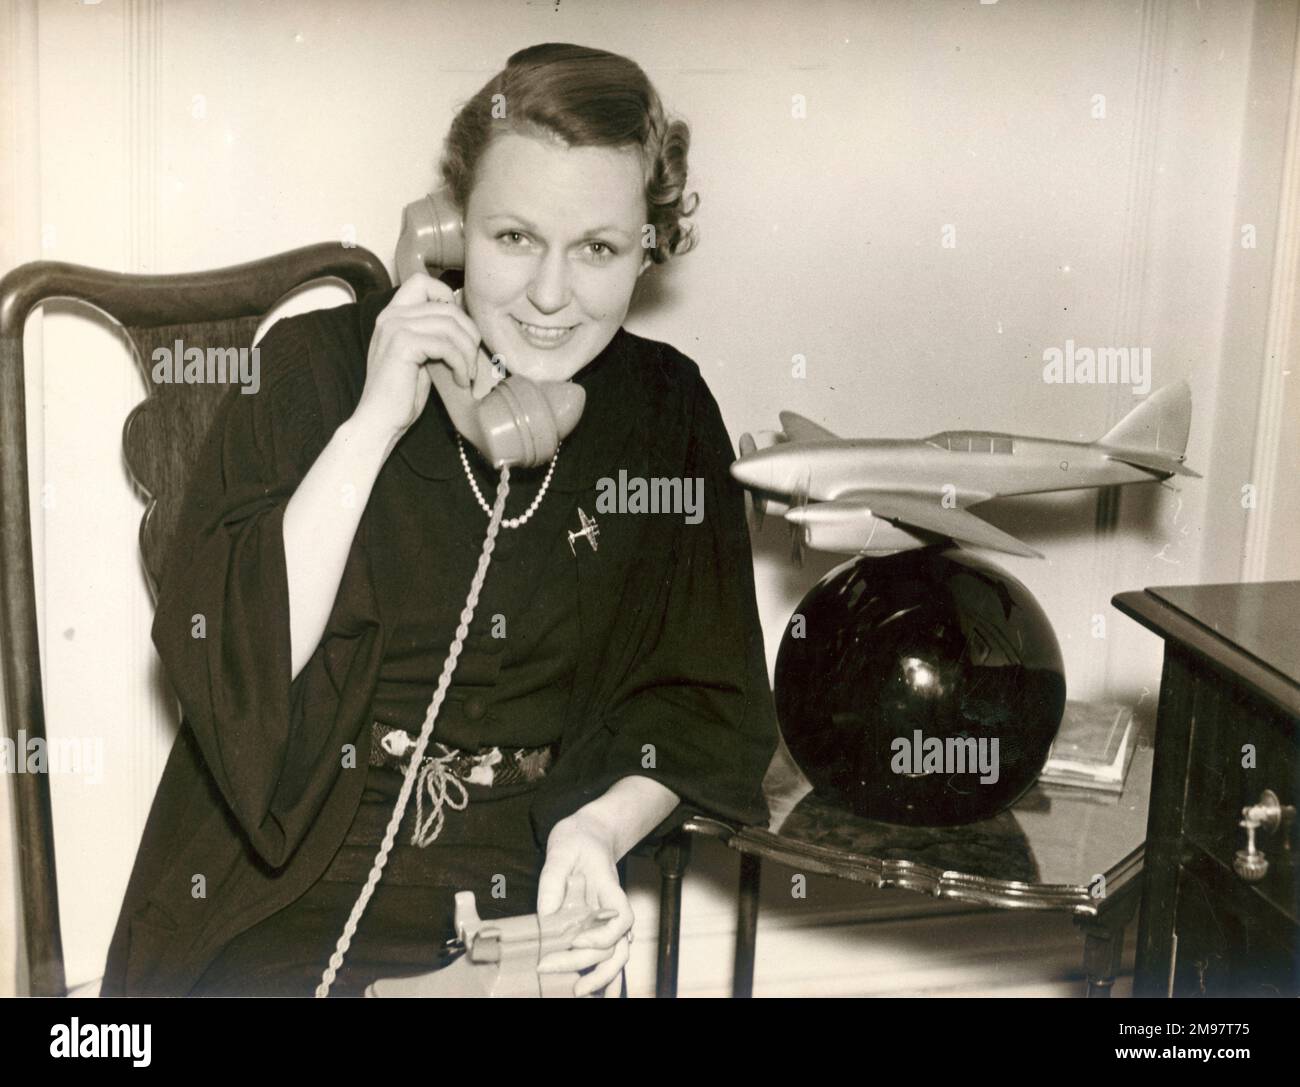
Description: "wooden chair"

(0, 246), (691, 996)
(0, 244), (391, 996)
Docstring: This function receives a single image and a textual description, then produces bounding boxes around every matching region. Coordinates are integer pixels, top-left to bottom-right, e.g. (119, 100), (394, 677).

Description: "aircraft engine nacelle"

(787, 509), (934, 555)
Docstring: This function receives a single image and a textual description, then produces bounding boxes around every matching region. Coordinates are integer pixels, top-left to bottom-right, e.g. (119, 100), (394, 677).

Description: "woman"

(101, 42), (778, 998)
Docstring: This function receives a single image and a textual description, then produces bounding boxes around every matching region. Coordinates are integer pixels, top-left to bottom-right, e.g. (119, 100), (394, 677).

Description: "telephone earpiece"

(394, 187), (584, 468)
(396, 188), (465, 283)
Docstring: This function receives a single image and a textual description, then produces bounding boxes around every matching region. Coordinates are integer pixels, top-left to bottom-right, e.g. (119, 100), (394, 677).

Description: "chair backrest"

(0, 244), (392, 996)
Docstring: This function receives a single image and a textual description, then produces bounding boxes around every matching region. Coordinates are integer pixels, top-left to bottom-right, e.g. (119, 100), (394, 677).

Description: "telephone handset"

(394, 187), (584, 469)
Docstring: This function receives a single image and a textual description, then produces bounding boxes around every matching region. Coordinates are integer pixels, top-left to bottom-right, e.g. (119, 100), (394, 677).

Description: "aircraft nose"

(729, 457), (755, 488)
(730, 450), (772, 491)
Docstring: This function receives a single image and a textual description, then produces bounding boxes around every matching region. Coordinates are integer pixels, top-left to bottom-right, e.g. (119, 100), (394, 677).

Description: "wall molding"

(1089, 0), (1170, 699)
(1242, 11), (1300, 582)
(123, 0), (159, 276)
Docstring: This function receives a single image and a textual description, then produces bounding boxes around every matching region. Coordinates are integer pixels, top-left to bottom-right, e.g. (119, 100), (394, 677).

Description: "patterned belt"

(368, 720), (555, 788)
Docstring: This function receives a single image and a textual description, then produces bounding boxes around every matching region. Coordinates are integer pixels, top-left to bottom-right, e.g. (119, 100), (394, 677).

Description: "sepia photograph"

(1, 0), (1297, 1053)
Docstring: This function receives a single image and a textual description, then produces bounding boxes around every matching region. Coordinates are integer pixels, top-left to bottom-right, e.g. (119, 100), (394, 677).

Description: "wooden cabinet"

(1114, 583), (1299, 998)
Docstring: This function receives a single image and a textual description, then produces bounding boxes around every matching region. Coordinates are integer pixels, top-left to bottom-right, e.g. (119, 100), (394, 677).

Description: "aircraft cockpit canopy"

(925, 431), (1015, 454)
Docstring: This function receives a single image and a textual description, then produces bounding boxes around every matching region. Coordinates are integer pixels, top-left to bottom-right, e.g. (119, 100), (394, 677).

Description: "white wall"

(2, 0), (1297, 996)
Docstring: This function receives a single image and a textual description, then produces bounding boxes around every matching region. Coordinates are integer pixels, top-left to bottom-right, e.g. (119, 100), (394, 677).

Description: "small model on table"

(730, 381), (1197, 560)
(730, 381), (1199, 827)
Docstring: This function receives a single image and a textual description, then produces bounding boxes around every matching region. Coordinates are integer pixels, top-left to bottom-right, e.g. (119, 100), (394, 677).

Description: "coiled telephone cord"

(315, 465), (511, 998)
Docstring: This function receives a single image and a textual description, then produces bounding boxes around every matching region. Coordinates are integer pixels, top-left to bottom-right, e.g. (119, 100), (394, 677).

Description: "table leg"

(1080, 922), (1123, 997)
(653, 828), (691, 998)
(1077, 877), (1142, 997)
(1135, 649), (1198, 995)
(733, 852), (762, 998)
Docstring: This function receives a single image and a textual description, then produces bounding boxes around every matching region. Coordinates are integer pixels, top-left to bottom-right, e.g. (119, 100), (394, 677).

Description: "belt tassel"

(411, 752), (470, 848)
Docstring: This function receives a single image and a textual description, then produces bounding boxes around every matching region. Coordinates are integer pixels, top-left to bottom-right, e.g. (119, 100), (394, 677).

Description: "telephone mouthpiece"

(478, 376), (586, 468)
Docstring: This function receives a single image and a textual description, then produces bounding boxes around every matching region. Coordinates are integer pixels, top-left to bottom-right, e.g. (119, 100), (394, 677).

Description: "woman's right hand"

(351, 272), (493, 443)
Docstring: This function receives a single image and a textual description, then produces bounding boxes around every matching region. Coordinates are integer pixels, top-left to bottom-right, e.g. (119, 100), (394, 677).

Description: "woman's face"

(461, 130), (652, 383)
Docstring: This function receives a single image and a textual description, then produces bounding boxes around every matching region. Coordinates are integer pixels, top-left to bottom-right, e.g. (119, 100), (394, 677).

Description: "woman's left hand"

(536, 812), (633, 998)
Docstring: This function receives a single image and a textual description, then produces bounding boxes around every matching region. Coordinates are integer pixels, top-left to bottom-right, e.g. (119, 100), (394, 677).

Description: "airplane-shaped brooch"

(567, 507), (600, 555)
(729, 381), (1199, 562)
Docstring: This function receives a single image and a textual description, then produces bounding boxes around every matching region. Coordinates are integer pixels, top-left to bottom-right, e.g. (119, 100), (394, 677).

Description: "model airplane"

(729, 381), (1198, 560)
(567, 507), (600, 555)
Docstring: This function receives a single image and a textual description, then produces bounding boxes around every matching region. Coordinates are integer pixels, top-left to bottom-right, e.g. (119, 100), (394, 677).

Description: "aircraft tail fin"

(1098, 381), (1192, 459)
(778, 411), (840, 443)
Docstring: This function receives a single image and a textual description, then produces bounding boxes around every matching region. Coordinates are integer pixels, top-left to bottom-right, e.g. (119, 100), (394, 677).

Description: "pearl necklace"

(457, 436), (560, 529)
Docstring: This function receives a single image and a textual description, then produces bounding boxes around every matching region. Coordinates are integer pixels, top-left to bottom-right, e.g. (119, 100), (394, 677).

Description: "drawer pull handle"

(1233, 789), (1295, 883)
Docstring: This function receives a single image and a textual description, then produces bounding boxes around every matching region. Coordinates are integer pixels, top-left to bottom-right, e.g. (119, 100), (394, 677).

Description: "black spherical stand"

(775, 545), (1067, 826)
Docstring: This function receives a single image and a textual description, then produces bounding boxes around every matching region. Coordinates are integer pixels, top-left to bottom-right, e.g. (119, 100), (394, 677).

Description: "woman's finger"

(377, 327), (474, 391)
(391, 270), (455, 306)
(570, 909), (632, 950)
(535, 856), (575, 918)
(389, 320), (480, 387)
(575, 937), (630, 998)
(390, 317), (479, 365)
(537, 943), (617, 975)
(571, 881), (633, 950)
(374, 311), (479, 391)
(392, 298), (482, 345)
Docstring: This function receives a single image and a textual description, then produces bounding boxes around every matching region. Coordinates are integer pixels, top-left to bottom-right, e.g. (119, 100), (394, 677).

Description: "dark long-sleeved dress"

(101, 284), (779, 997)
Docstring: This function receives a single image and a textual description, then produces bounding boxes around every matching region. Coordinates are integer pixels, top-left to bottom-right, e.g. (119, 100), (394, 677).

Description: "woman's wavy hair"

(439, 42), (699, 265)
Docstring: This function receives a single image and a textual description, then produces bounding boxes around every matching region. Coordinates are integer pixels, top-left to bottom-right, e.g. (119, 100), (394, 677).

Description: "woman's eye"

(498, 231), (528, 246)
(586, 241), (616, 261)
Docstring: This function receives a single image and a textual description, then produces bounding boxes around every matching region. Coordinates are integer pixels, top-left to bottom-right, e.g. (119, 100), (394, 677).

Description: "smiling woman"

(445, 42), (698, 384)
(100, 41), (777, 1000)
(462, 131), (650, 377)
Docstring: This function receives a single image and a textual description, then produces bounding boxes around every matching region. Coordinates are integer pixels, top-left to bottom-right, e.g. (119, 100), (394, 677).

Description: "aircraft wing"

(796, 491), (1044, 559)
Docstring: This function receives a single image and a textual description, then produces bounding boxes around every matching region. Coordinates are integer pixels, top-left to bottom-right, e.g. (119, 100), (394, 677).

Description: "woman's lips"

(512, 315), (578, 350)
